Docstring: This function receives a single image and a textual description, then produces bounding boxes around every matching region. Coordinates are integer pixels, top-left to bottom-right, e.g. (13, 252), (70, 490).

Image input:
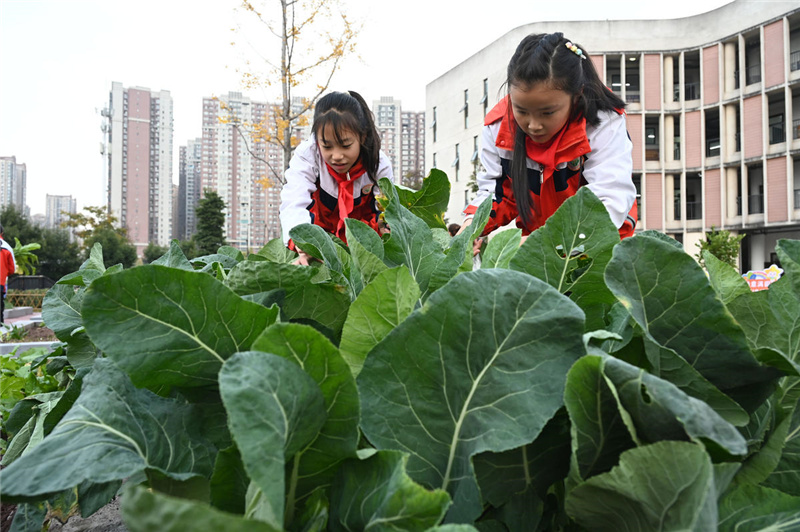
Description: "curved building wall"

(427, 0), (800, 272)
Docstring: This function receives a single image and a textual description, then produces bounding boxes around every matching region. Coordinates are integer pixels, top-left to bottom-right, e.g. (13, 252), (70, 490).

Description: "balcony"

(626, 90), (641, 103)
(770, 124), (785, 145)
(792, 50), (800, 72)
(706, 138), (720, 157)
(685, 82), (700, 101)
(686, 201), (702, 220)
(749, 194), (764, 214)
(746, 64), (762, 85)
(795, 189), (800, 209)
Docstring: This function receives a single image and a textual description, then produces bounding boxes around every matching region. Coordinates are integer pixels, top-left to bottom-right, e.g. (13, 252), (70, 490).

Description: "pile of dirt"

(0, 325), (58, 344)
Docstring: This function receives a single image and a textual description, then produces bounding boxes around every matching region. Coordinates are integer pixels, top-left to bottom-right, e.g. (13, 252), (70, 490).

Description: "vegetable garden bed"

(0, 172), (798, 531)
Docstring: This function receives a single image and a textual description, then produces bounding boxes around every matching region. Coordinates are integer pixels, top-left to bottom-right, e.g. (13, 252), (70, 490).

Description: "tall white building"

(45, 194), (77, 230)
(104, 82), (174, 253)
(427, 0), (800, 271)
(0, 156), (27, 213)
(177, 139), (202, 241)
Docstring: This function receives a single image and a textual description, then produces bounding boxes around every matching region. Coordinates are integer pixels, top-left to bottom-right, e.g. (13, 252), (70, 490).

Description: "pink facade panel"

(626, 113), (643, 171)
(743, 96), (763, 159)
(644, 173), (663, 230)
(702, 45), (720, 105)
(685, 111), (702, 168)
(704, 168), (721, 227)
(767, 157), (788, 223)
(590, 55), (604, 84)
(764, 20), (785, 89)
(644, 54), (661, 111)
(125, 89), (152, 246)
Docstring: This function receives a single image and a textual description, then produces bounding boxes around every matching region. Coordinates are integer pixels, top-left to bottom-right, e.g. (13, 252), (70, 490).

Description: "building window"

(645, 116), (660, 161)
(769, 114), (785, 144)
(745, 35), (761, 85)
(625, 55), (640, 103)
(471, 135), (479, 174)
(431, 107), (437, 143)
(461, 90), (469, 129)
(482, 79), (489, 116)
(433, 153), (437, 168)
(452, 144), (460, 182)
(748, 164), (764, 214)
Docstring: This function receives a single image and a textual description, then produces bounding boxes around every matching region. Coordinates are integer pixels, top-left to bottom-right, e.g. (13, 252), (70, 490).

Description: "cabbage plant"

(1, 170), (799, 531)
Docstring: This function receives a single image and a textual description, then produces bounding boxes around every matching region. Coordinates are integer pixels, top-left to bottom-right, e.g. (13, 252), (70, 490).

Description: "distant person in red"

(0, 224), (17, 324)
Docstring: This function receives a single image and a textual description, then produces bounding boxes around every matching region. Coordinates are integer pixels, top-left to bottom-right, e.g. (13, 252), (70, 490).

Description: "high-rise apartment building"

(401, 111), (426, 188)
(0, 156), (27, 213)
(372, 97), (425, 188)
(200, 92), (286, 250)
(427, 0), (800, 272)
(374, 97), (402, 176)
(104, 82), (174, 254)
(45, 194), (77, 231)
(177, 139), (202, 241)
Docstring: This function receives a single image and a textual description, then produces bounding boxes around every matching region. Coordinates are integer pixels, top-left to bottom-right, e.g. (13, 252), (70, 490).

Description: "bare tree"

(229, 0), (360, 186)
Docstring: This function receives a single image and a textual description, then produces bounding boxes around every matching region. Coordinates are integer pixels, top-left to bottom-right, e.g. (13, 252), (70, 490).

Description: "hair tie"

(565, 42), (586, 60)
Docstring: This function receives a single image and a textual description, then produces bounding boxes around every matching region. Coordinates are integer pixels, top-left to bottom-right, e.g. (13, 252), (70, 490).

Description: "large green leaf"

(391, 169), (451, 229)
(328, 451), (451, 531)
(564, 355), (636, 480)
(473, 409), (571, 506)
(152, 240), (194, 270)
(290, 224), (357, 297)
(718, 484), (800, 531)
(426, 197), (492, 297)
(601, 354), (747, 455)
(380, 178), (446, 295)
(256, 238), (298, 263)
(358, 269), (586, 523)
(251, 323), (360, 521)
(605, 235), (783, 412)
(41, 284), (98, 368)
(566, 441), (721, 531)
(121, 485), (280, 532)
(641, 336), (749, 426)
(509, 187), (620, 331)
(481, 229), (522, 270)
(0, 359), (215, 501)
(218, 351), (327, 529)
(703, 250), (751, 305)
(762, 410), (800, 496)
(82, 265), (279, 389)
(339, 266), (419, 377)
(726, 244), (800, 373)
(226, 261), (350, 334)
(345, 218), (388, 286)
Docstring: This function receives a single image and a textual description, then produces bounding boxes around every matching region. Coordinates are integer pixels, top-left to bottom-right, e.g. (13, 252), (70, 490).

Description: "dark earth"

(0, 324), (58, 343)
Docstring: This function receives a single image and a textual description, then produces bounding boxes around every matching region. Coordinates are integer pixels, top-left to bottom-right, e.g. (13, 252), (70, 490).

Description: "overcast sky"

(1, 0), (736, 214)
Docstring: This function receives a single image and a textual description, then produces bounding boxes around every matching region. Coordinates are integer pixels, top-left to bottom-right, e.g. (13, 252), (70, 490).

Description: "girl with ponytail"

(280, 90), (394, 265)
(462, 32), (637, 243)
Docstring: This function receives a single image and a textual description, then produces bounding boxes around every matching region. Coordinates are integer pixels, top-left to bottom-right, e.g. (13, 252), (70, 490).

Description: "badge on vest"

(362, 184), (373, 195)
(567, 157), (582, 171)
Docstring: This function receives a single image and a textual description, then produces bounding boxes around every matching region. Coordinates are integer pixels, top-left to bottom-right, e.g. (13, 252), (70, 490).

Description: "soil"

(0, 324), (58, 343)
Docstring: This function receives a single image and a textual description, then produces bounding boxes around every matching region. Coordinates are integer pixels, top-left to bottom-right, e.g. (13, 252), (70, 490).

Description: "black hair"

(312, 91), (381, 181)
(506, 32), (626, 224)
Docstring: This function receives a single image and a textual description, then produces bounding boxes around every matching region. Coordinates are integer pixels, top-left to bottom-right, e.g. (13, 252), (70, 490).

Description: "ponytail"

(312, 91), (382, 182)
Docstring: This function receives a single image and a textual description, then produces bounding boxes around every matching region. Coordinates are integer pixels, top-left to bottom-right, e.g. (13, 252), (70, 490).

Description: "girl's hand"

(457, 218), (483, 256)
(293, 250), (314, 266)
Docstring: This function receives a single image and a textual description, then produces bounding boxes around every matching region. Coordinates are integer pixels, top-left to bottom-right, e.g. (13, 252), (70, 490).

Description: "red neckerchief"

(488, 96), (591, 181)
(323, 157), (367, 237)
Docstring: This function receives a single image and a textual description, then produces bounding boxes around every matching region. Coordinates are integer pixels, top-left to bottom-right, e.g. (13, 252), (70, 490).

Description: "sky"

(1, 0), (736, 215)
